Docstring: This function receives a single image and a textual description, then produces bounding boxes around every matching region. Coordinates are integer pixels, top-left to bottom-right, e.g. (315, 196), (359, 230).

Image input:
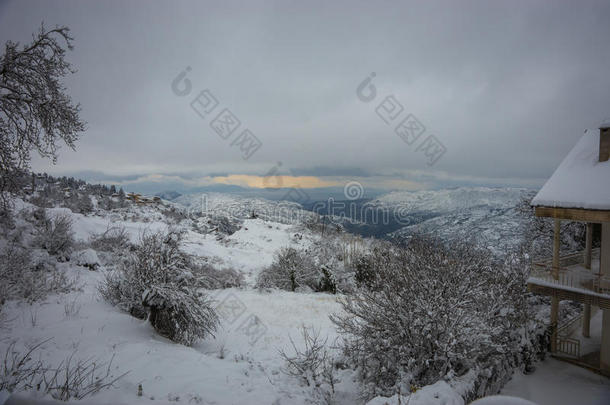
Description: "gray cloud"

(2, 0), (610, 191)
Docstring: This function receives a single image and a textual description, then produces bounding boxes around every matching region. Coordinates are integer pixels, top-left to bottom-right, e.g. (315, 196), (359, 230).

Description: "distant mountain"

(375, 187), (534, 255)
(155, 190), (182, 200)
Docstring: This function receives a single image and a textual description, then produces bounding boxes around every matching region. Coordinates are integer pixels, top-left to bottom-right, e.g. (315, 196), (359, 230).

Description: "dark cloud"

(2, 0), (609, 190)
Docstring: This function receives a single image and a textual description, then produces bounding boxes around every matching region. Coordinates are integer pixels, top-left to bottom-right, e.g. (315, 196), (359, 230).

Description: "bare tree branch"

(0, 23), (85, 207)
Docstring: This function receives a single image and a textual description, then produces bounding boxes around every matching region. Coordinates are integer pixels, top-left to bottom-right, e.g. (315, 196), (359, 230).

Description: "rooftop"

(531, 129), (610, 210)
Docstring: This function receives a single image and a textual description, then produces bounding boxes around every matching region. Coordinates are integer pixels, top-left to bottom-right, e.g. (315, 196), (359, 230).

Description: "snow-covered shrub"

(210, 215), (241, 235)
(99, 229), (219, 345)
(143, 285), (218, 345)
(318, 265), (337, 294)
(354, 252), (376, 288)
(33, 211), (74, 258)
(70, 248), (101, 270)
(195, 264), (244, 289)
(89, 225), (130, 252)
(279, 326), (338, 403)
(256, 247), (318, 292)
(63, 192), (94, 214)
(331, 236), (531, 399)
(162, 206), (187, 224)
(0, 242), (72, 304)
(0, 340), (126, 400)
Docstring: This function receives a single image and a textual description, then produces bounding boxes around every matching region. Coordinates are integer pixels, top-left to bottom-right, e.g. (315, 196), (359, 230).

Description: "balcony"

(527, 248), (610, 309)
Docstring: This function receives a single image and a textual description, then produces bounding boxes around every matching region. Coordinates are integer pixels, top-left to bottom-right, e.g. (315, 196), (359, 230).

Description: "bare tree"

(0, 23), (85, 206)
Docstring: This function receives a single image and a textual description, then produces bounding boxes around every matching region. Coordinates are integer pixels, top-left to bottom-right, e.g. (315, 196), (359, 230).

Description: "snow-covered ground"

(501, 357), (610, 405)
(501, 310), (610, 405)
(1, 202), (357, 404)
(2, 271), (354, 404)
(3, 198), (610, 404)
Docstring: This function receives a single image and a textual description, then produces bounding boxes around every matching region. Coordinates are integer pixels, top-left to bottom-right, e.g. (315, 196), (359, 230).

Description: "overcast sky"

(1, 0), (610, 193)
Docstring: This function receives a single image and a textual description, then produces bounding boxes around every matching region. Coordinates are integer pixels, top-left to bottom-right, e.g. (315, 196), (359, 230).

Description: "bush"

(256, 247), (318, 292)
(89, 225), (130, 252)
(354, 253), (376, 288)
(0, 242), (72, 304)
(99, 229), (219, 345)
(318, 265), (337, 294)
(0, 340), (127, 400)
(196, 264), (244, 289)
(143, 285), (218, 345)
(33, 211), (74, 258)
(279, 326), (338, 404)
(331, 236), (531, 398)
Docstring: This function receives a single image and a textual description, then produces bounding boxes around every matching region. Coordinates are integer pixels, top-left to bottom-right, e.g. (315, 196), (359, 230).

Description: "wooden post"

(553, 219), (561, 279)
(585, 223), (593, 269)
(551, 219), (561, 352)
(601, 223), (610, 373)
(583, 222), (593, 338)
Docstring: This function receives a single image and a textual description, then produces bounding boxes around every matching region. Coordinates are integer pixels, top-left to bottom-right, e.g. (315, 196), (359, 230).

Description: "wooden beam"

(534, 206), (610, 222)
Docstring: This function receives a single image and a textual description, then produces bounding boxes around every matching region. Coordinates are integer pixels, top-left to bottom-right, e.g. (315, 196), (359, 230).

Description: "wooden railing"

(557, 313), (582, 337)
(529, 248), (610, 297)
(556, 335), (581, 358)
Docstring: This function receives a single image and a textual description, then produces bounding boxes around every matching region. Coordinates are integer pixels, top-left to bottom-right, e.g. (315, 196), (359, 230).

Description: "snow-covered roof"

(531, 129), (610, 210)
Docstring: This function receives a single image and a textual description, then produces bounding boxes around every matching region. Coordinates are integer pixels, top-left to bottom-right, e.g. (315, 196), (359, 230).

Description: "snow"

(1, 269), (351, 405)
(471, 396), (538, 405)
(70, 248), (100, 268)
(182, 218), (312, 285)
(366, 381), (464, 405)
(527, 276), (610, 299)
(4, 195), (610, 404)
(501, 357), (610, 405)
(0, 205), (353, 404)
(531, 129), (610, 210)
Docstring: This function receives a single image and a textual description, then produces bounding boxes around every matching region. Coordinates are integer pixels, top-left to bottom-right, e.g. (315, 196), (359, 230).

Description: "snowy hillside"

(174, 192), (314, 225)
(375, 187), (526, 212)
(1, 185), (607, 405)
(0, 196), (359, 404)
(369, 187), (533, 254)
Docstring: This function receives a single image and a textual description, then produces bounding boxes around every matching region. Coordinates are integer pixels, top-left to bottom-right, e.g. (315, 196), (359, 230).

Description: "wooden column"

(551, 219), (560, 352)
(584, 223), (593, 269)
(601, 223), (610, 373)
(583, 223), (593, 338)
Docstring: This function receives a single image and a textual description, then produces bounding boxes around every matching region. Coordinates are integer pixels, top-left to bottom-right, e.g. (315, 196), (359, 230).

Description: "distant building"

(529, 122), (610, 375)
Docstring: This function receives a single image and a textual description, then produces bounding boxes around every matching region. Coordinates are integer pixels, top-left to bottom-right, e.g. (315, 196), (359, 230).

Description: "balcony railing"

(528, 248), (610, 297)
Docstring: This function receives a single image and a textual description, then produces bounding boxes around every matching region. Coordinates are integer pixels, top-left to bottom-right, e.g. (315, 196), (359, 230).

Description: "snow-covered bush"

(0, 242), (72, 304)
(331, 236), (532, 399)
(279, 326), (338, 404)
(195, 264), (244, 289)
(256, 247), (318, 292)
(143, 285), (218, 345)
(64, 192), (93, 214)
(99, 229), (219, 345)
(70, 248), (101, 270)
(318, 264), (337, 294)
(0, 340), (126, 400)
(89, 225), (130, 252)
(162, 206), (187, 224)
(33, 211), (74, 258)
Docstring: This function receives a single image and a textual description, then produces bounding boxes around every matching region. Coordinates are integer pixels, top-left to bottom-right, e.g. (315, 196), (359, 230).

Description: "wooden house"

(529, 122), (610, 374)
